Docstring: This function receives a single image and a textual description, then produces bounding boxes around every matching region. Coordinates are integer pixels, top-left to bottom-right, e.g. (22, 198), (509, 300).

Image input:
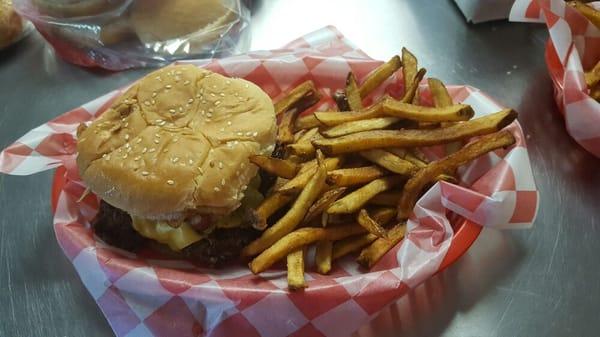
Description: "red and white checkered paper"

(0, 27), (538, 337)
(511, 0), (600, 157)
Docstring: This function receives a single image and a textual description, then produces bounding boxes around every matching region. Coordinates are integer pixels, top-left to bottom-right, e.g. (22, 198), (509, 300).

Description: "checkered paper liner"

(0, 27), (538, 337)
(511, 0), (600, 157)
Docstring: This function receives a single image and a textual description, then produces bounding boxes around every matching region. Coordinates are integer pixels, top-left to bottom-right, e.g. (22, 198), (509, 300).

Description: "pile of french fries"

(245, 48), (518, 290)
(568, 1), (600, 101)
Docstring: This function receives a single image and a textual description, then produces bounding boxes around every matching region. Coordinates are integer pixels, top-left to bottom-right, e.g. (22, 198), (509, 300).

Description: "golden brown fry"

(274, 80), (319, 115)
(585, 60), (600, 88)
(243, 154), (327, 257)
(567, 1), (600, 30)
(304, 187), (347, 223)
(428, 78), (453, 108)
(287, 249), (306, 290)
(369, 207), (397, 225)
(327, 166), (388, 187)
(278, 110), (298, 144)
(360, 149), (418, 175)
(397, 130), (516, 219)
(295, 114), (322, 131)
(346, 72), (363, 111)
(357, 209), (387, 238)
(249, 225), (366, 273)
(590, 83), (600, 101)
(359, 55), (402, 98)
(357, 223), (407, 269)
(315, 240), (333, 274)
(327, 176), (402, 214)
(404, 152), (427, 168)
(401, 68), (426, 103)
(277, 157), (341, 194)
(314, 102), (385, 127)
(332, 234), (378, 260)
(436, 173), (458, 184)
(369, 191), (402, 207)
(249, 155), (299, 179)
(249, 192), (294, 230)
(402, 48), (418, 101)
(293, 129), (307, 143)
(297, 127), (319, 143)
(321, 117), (401, 138)
(383, 99), (474, 122)
(313, 109), (517, 155)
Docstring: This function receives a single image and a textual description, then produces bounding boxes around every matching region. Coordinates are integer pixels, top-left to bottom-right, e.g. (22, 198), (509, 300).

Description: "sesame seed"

(233, 141), (239, 145)
(213, 85), (217, 89)
(149, 148), (156, 153)
(196, 93), (201, 98)
(122, 154), (128, 159)
(173, 137), (179, 143)
(188, 98), (194, 104)
(134, 156), (141, 161)
(163, 149), (168, 153)
(117, 148), (122, 153)
(174, 76), (181, 82)
(125, 143), (131, 148)
(206, 112), (213, 118)
(184, 80), (190, 85)
(214, 101), (221, 106)
(242, 185), (248, 191)
(241, 163), (246, 169)
(172, 157), (179, 163)
(124, 122), (129, 127)
(151, 99), (156, 105)
(165, 85), (172, 89)
(126, 147), (132, 153)
(214, 187), (221, 192)
(197, 167), (204, 175)
(209, 161), (215, 167)
(206, 118), (212, 122)
(244, 84), (249, 88)
(154, 139), (159, 144)
(225, 80), (231, 84)
(142, 147), (147, 153)
(245, 132), (252, 136)
(102, 153), (107, 158)
(253, 132), (258, 137)
(208, 108), (214, 113)
(210, 93), (216, 97)
(220, 127), (225, 132)
(124, 134), (130, 140)
(158, 121), (166, 126)
(167, 180), (174, 185)
(202, 100), (207, 104)
(218, 162), (224, 169)
(141, 171), (149, 176)
(104, 155), (111, 161)
(227, 121), (232, 126)
(179, 107), (183, 112)
(188, 159), (193, 165)
(234, 92), (238, 96)
(155, 119), (163, 123)
(169, 109), (176, 113)
(152, 92), (157, 98)
(236, 132), (243, 136)
(144, 101), (151, 106)
(175, 70), (182, 75)
(221, 179), (226, 186)
(219, 92), (225, 97)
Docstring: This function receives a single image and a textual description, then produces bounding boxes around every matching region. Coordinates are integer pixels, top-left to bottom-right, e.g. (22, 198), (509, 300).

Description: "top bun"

(0, 0), (23, 48)
(131, 0), (236, 45)
(77, 64), (276, 220)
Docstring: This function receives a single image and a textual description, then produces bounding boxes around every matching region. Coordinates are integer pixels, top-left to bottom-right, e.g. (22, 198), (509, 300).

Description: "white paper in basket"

(0, 26), (538, 337)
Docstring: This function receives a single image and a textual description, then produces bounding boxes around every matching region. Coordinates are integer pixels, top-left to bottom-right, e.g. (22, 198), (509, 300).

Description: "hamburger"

(76, 64), (277, 265)
(0, 0), (23, 49)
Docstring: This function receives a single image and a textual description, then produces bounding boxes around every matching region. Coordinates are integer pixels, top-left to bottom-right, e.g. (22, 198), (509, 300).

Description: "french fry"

(313, 109), (517, 155)
(333, 90), (350, 111)
(397, 130), (516, 219)
(360, 149), (418, 175)
(327, 176), (402, 214)
(357, 209), (387, 238)
(402, 48), (418, 101)
(249, 225), (366, 273)
(315, 240), (333, 274)
(357, 223), (407, 269)
(369, 207), (397, 225)
(274, 80), (319, 115)
(249, 192), (294, 230)
(297, 127), (319, 143)
(404, 152), (428, 168)
(383, 99), (474, 122)
(278, 110), (299, 144)
(359, 55), (402, 98)
(327, 166), (388, 187)
(243, 154), (327, 257)
(585, 60), (600, 88)
(346, 72), (363, 111)
(591, 83), (600, 101)
(295, 114), (322, 131)
(304, 187), (347, 224)
(321, 117), (401, 138)
(314, 102), (385, 127)
(332, 233), (378, 260)
(428, 78), (453, 107)
(287, 249), (306, 290)
(567, 1), (600, 30)
(249, 155), (299, 179)
(436, 173), (458, 184)
(369, 191), (402, 207)
(277, 157), (341, 194)
(293, 129), (307, 143)
(401, 68), (426, 103)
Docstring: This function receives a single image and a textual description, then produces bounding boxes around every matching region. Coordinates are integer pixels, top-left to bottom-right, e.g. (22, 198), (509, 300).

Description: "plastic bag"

(13, 0), (250, 70)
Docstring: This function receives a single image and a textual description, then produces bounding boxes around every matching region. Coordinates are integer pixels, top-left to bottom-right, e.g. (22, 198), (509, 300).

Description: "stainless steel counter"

(1, 1), (599, 336)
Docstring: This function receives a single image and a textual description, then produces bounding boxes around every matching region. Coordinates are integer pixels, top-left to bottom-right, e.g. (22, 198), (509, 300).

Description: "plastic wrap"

(0, 27), (539, 337)
(13, 0), (250, 70)
(511, 0), (600, 157)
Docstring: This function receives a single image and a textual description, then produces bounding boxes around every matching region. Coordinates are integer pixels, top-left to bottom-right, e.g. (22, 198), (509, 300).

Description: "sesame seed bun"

(0, 0), (23, 49)
(76, 64), (277, 220)
(32, 0), (126, 17)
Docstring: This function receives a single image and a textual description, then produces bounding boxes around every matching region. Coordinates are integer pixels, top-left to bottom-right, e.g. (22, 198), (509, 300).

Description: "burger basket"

(511, 0), (600, 157)
(12, 0), (250, 70)
(0, 27), (538, 337)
